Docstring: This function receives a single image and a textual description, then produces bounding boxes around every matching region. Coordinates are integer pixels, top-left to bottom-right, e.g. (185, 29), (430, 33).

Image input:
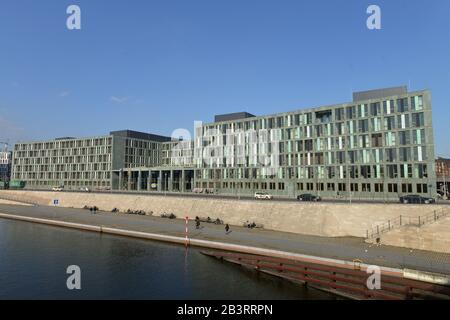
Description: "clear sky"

(0, 0), (449, 156)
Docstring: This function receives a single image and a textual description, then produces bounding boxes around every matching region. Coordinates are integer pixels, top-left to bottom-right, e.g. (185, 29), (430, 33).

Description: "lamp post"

(443, 173), (448, 199)
(348, 163), (352, 204)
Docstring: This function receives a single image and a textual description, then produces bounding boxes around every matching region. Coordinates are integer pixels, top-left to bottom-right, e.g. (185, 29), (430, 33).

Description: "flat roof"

(353, 86), (408, 102)
(110, 130), (172, 142)
(214, 112), (256, 123)
(204, 87), (428, 126)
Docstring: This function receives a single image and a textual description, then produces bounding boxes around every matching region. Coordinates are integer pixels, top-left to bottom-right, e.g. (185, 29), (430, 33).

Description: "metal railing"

(202, 250), (450, 300)
(366, 207), (450, 239)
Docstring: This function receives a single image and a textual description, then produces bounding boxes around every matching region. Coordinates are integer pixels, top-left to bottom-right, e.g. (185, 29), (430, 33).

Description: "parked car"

(254, 192), (273, 200)
(52, 186), (64, 192)
(297, 194), (322, 202)
(399, 194), (435, 204)
(79, 187), (90, 192)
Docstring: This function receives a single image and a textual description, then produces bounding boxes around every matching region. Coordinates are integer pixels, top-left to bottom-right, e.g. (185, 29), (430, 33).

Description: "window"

(335, 108), (345, 121)
(346, 106), (356, 119)
(304, 140), (313, 151)
(336, 151), (346, 164)
(417, 184), (428, 194)
(400, 164), (413, 178)
(349, 165), (359, 178)
(397, 114), (410, 129)
(399, 147), (411, 161)
(337, 122), (345, 135)
(383, 100), (395, 114)
(348, 151), (358, 163)
(385, 132), (396, 146)
(359, 135), (370, 148)
(372, 149), (383, 162)
(371, 117), (382, 131)
(371, 133), (383, 147)
(361, 166), (371, 179)
(374, 184), (384, 192)
(370, 102), (381, 116)
(402, 183), (413, 193)
(397, 98), (409, 112)
(413, 146), (427, 161)
(346, 120), (356, 135)
(327, 167), (336, 179)
(415, 164), (428, 178)
(398, 131), (410, 145)
(384, 116), (396, 130)
(411, 96), (424, 111)
(358, 104), (368, 118)
(411, 113), (424, 127)
(358, 119), (369, 133)
(386, 149), (397, 162)
(413, 129), (425, 145)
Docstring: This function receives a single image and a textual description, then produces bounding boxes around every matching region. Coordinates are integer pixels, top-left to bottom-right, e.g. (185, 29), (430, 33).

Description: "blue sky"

(0, 0), (449, 156)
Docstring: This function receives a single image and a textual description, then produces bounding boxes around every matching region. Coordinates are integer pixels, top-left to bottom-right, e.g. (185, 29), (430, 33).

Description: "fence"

(202, 250), (450, 300)
(366, 206), (450, 239)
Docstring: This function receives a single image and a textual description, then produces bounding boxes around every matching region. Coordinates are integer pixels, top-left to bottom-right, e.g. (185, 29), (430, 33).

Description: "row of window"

(199, 115), (426, 147)
(14, 137), (113, 151)
(204, 95), (425, 132)
(25, 180), (111, 187)
(196, 181), (429, 194)
(14, 146), (112, 158)
(15, 171), (111, 180)
(195, 163), (430, 180)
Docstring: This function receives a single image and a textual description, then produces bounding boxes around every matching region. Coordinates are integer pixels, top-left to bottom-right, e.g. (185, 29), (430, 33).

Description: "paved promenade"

(0, 202), (450, 275)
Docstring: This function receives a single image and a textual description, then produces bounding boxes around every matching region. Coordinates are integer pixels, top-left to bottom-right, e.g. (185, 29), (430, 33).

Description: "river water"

(0, 218), (333, 299)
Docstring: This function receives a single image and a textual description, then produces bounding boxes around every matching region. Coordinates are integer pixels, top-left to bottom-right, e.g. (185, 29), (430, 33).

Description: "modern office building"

(11, 86), (437, 199)
(190, 86), (436, 199)
(0, 151), (12, 182)
(11, 130), (171, 189)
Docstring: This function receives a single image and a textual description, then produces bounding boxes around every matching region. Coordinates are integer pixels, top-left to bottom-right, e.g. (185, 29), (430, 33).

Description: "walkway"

(0, 203), (449, 275)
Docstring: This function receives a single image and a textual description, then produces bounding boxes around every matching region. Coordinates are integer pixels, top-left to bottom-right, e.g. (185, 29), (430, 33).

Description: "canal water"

(0, 218), (333, 299)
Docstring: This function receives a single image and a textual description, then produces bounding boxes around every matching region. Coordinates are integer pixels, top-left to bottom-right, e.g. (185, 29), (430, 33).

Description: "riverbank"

(1, 202), (449, 277)
(1, 218), (332, 300)
(0, 190), (443, 240)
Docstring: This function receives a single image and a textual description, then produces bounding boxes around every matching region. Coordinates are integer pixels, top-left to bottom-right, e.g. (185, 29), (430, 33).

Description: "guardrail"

(366, 207), (450, 239)
(202, 250), (450, 300)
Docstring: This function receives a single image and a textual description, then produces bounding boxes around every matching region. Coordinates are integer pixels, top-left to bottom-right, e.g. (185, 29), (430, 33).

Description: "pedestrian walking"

(376, 237), (381, 246)
(225, 224), (230, 234)
(196, 220), (200, 229)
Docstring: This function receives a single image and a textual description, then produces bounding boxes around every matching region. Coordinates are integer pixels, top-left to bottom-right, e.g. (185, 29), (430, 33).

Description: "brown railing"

(366, 207), (450, 239)
(202, 250), (450, 300)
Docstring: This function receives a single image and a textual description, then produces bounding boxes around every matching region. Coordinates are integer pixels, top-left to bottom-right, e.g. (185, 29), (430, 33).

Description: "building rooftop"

(214, 112), (256, 123)
(55, 137), (77, 140)
(110, 130), (172, 142)
(353, 86), (408, 102)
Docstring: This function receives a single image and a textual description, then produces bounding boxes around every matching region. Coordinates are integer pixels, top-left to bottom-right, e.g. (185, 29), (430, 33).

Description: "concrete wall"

(373, 216), (450, 254)
(1, 190), (447, 240)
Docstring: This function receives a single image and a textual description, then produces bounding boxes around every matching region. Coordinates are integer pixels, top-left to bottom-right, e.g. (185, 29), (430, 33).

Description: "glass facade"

(193, 89), (436, 198)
